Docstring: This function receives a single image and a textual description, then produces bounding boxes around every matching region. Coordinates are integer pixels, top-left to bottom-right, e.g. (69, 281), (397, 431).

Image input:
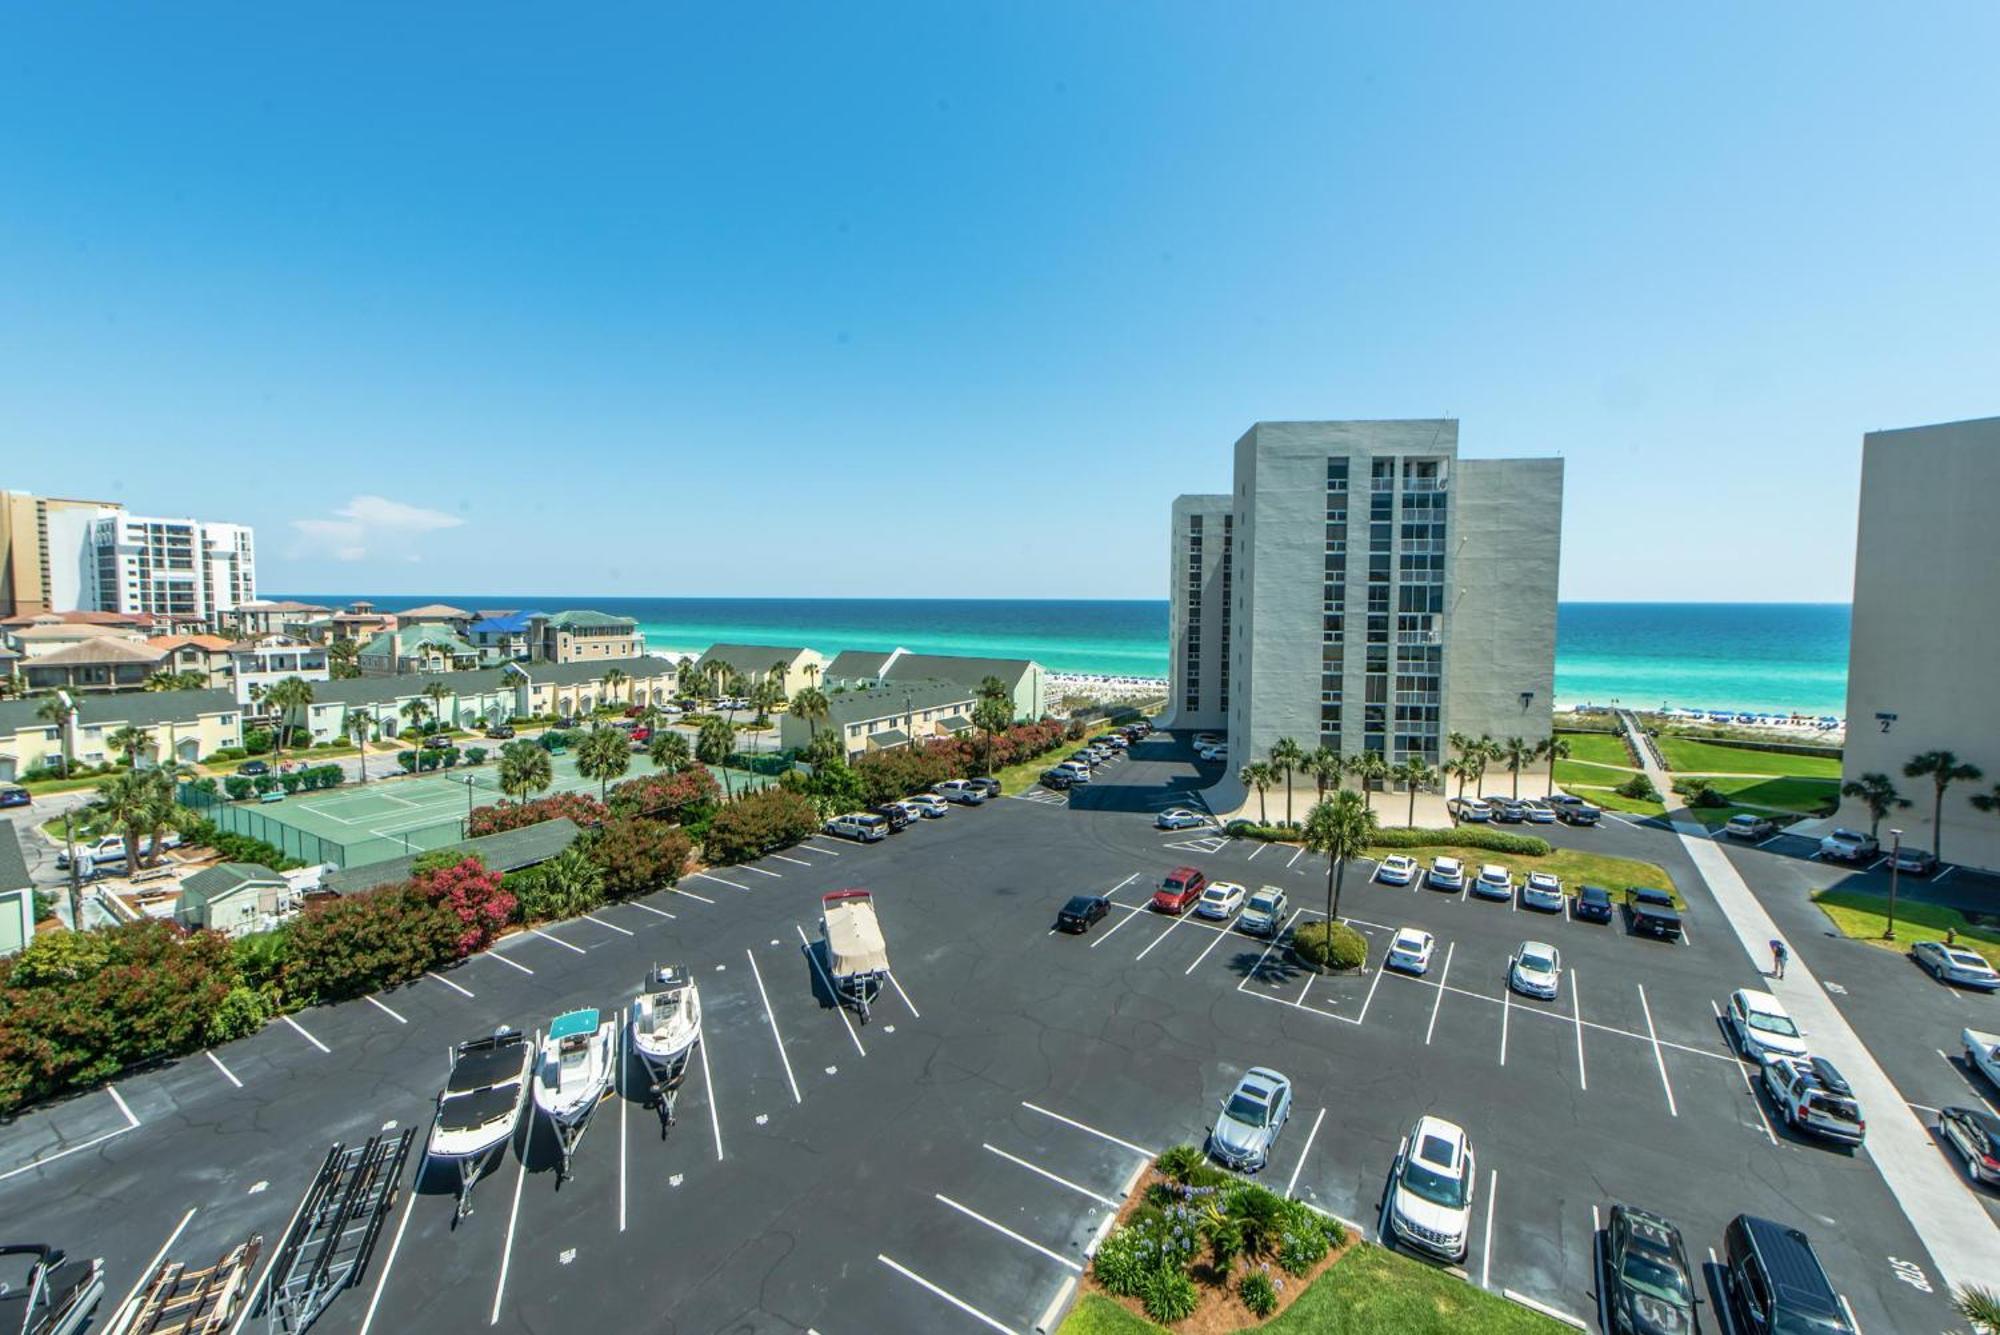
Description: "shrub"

(1155, 1144), (1206, 1182)
(506, 845), (606, 922)
(464, 746), (488, 766)
(1140, 1268), (1197, 1324)
(1368, 825), (1552, 855)
(183, 777), (220, 801)
(396, 750), (418, 773)
(181, 820), (304, 871)
(466, 791), (609, 837)
(279, 772), (303, 794)
(1291, 920), (1368, 971)
(252, 774), (278, 795)
(281, 886), (462, 1006)
(1672, 776), (1730, 808)
(607, 768), (722, 823)
(205, 985), (269, 1043)
(1275, 1200), (1332, 1274)
(1238, 1270), (1278, 1318)
(207, 746), (246, 763)
(1091, 1226), (1154, 1298)
(703, 788), (820, 864)
(1618, 773), (1662, 802)
(414, 856), (514, 955)
(589, 818), (692, 900)
(223, 776), (254, 802)
(242, 727), (273, 755)
(232, 929), (290, 1000)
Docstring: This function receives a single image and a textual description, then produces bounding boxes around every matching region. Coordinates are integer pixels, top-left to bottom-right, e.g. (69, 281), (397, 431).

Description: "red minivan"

(1152, 866), (1209, 915)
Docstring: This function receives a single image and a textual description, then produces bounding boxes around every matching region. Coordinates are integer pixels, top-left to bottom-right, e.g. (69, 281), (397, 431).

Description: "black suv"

(1040, 769), (1075, 791)
(868, 803), (911, 832)
(485, 725), (516, 739)
(1723, 1214), (1853, 1335)
(1601, 1205), (1695, 1335)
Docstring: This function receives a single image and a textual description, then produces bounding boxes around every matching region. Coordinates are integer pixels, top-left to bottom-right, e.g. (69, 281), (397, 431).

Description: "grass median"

(1812, 887), (2000, 970)
(1376, 843), (1682, 906)
(1553, 729), (1633, 767)
(1658, 736), (1841, 778)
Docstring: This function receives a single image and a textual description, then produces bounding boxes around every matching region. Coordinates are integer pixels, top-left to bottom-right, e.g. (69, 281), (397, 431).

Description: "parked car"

(1455, 797), (1492, 823)
(1039, 769), (1075, 791)
(1156, 808), (1207, 830)
(824, 812), (888, 843)
(867, 803), (911, 832)
(1553, 796), (1602, 826)
(1911, 940), (2000, 991)
(1375, 854), (1418, 886)
(1236, 886), (1289, 937)
(904, 793), (949, 819)
(1509, 941), (1562, 999)
(1193, 733), (1222, 749)
(1521, 871), (1563, 912)
(0, 784), (31, 809)
(1519, 799), (1556, 824)
(1728, 989), (1809, 1064)
(1721, 1215), (1854, 1335)
(55, 835), (127, 870)
(1387, 1117), (1475, 1262)
(967, 777), (1002, 800)
(1152, 866), (1208, 915)
(1426, 856), (1465, 891)
(1056, 895), (1110, 934)
(1626, 887), (1684, 942)
(1484, 796), (1525, 824)
(1937, 1105), (2000, 1187)
(1600, 1204), (1697, 1335)
(1963, 1027), (2000, 1090)
(1194, 880), (1247, 921)
(1817, 827), (1879, 863)
(1573, 884), (1615, 924)
(1471, 863), (1514, 901)
(1889, 845), (1940, 876)
(1207, 1067), (1293, 1172)
(1761, 1055), (1866, 1146)
(883, 798), (927, 823)
(933, 779), (987, 805)
(238, 760), (270, 777)
(484, 725), (516, 739)
(1725, 813), (1776, 840)
(1387, 927), (1435, 975)
(1056, 762), (1092, 785)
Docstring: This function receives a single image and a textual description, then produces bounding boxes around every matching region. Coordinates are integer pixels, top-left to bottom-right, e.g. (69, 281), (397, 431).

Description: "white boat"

(532, 1008), (616, 1181)
(630, 966), (702, 1131)
(430, 1028), (531, 1220)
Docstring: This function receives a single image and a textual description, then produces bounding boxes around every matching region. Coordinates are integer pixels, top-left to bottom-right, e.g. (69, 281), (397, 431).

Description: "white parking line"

(743, 864), (783, 878)
(888, 970), (922, 1019)
(1756, 833), (1786, 848)
(365, 995), (408, 1025)
(227, 1164), (314, 1335)
(698, 1026), (724, 1161)
(936, 1193), (1082, 1272)
(1284, 1107), (1327, 1200)
(530, 927), (588, 955)
(1354, 954), (1388, 1025)
(1480, 1169), (1498, 1289)
(691, 871), (751, 891)
(108, 1206), (197, 1333)
(1426, 942), (1454, 1045)
(981, 1143), (1120, 1207)
(1286, 846), (1306, 870)
(360, 1152), (419, 1335)
(771, 854), (812, 867)
(489, 1146), (529, 1325)
(1104, 872), (1140, 899)
(1499, 983), (1511, 1067)
(745, 948), (802, 1104)
(427, 969), (475, 997)
(584, 913), (636, 937)
(1236, 908), (1306, 988)
(628, 900), (679, 919)
(1087, 903), (1145, 949)
(1182, 914), (1239, 974)
(1134, 909), (1194, 962)
(207, 1049), (244, 1088)
(1020, 1101), (1158, 1158)
(1713, 1002), (1778, 1144)
(803, 840), (843, 854)
(1571, 970), (1586, 1091)
(283, 1014), (331, 1053)
(795, 924), (867, 1058)
(1939, 1048), (2000, 1116)
(878, 1255), (1021, 1335)
(668, 884), (717, 904)
(484, 949), (535, 975)
(1248, 844), (1267, 861)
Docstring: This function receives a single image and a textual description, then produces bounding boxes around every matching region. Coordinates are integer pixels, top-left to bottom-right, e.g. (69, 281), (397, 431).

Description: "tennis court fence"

(178, 782), (467, 870)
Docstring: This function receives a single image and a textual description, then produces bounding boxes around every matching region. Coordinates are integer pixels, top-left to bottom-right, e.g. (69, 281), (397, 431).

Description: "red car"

(1152, 866), (1209, 915)
(630, 726), (652, 743)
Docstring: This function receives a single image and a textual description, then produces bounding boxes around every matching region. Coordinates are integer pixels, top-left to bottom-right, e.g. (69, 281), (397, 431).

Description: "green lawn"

(1059, 1246), (1566, 1334)
(1813, 887), (2000, 970)
(992, 723), (1118, 795)
(1561, 782), (1666, 818)
(1688, 775), (1839, 815)
(16, 773), (111, 796)
(1553, 729), (1632, 767)
(1554, 758), (1636, 785)
(1658, 736), (1841, 778)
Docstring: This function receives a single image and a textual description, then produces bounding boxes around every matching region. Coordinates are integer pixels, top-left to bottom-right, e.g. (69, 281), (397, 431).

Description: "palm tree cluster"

(1252, 737), (1444, 829)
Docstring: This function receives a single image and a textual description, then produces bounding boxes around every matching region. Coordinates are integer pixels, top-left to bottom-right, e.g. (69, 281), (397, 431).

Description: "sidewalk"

(1616, 712), (2000, 1291)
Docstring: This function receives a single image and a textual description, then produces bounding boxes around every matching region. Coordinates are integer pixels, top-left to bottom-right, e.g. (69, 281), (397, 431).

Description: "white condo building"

(1168, 419), (1563, 779)
(88, 513), (257, 622)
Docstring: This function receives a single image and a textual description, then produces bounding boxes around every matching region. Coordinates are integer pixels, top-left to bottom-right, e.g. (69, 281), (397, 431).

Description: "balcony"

(1396, 691), (1441, 706)
(1401, 478), (1448, 493)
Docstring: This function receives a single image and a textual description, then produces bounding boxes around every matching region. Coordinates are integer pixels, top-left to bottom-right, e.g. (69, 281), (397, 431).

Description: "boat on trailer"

(820, 889), (890, 1024)
(629, 966), (702, 1134)
(429, 1027), (531, 1221)
(532, 1008), (616, 1182)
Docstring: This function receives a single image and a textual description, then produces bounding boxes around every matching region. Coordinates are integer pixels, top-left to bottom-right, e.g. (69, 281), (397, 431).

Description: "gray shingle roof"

(547, 609), (636, 629)
(303, 669), (517, 710)
(694, 644), (813, 676)
(881, 653), (1038, 692)
(0, 824), (28, 893)
(824, 649), (893, 681)
(76, 689), (239, 729)
(325, 817), (583, 895)
(824, 678), (974, 726)
(866, 729), (910, 748)
(180, 861), (285, 907)
(514, 655), (679, 688)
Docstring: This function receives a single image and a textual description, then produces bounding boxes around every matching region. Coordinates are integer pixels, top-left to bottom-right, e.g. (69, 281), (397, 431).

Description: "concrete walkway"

(1616, 712), (2000, 1292)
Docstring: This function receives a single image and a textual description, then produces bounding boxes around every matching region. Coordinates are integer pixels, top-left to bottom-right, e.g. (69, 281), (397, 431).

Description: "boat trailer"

(119, 1236), (262, 1334)
(258, 1129), (413, 1333)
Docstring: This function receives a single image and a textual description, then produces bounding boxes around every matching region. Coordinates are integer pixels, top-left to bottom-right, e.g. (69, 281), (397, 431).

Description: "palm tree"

(576, 724), (632, 799)
(649, 729), (692, 774)
(265, 675), (317, 763)
(791, 686), (830, 741)
(1845, 772), (1913, 840)
(1903, 750), (1984, 865)
(601, 667), (629, 713)
(1269, 737), (1304, 828)
(1351, 751), (1389, 812)
(326, 637), (361, 680)
(416, 639), (457, 674)
(802, 661), (820, 690)
(1303, 789), (1378, 928)
(973, 676), (1012, 775)
(1502, 736), (1531, 799)
(1239, 762), (1273, 824)
(1446, 732), (1476, 803)
(1392, 758), (1437, 827)
(769, 658), (792, 697)
(1441, 759), (1468, 819)
(498, 738), (553, 801)
(106, 725), (151, 769)
(1539, 736), (1571, 798)
(347, 710), (376, 782)
(90, 767), (174, 872)
(697, 715), (737, 799)
(36, 693), (75, 777)
(1468, 735), (1500, 797)
(423, 679), (453, 735)
(399, 696), (431, 737)
(246, 681), (268, 723)
(1307, 744), (1341, 798)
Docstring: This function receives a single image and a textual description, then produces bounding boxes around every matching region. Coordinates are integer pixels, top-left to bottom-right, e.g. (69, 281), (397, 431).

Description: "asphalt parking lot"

(0, 729), (1979, 1333)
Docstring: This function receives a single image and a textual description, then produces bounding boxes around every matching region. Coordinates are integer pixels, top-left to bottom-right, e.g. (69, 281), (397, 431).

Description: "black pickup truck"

(1626, 887), (1684, 941)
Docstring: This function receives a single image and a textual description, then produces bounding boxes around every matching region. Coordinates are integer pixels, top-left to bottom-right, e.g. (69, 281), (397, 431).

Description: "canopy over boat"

(550, 1009), (600, 1042)
(822, 889), (889, 976)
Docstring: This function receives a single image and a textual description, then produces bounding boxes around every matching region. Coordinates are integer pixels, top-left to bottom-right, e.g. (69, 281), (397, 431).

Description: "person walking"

(1770, 938), (1788, 979)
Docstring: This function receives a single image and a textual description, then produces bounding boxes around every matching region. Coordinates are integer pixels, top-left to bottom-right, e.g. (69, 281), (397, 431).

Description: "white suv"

(1388, 1116), (1476, 1261)
(824, 812), (887, 843)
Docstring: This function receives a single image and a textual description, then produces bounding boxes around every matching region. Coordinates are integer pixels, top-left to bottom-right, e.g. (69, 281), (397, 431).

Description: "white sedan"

(1376, 855), (1419, 886)
(1194, 880), (1247, 920)
(903, 793), (949, 818)
(1509, 941), (1562, 999)
(1521, 871), (1564, 912)
(1387, 928), (1435, 975)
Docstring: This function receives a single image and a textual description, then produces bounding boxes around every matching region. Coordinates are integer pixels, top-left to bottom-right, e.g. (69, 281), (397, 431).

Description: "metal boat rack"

(119, 1236), (262, 1334)
(260, 1129), (413, 1333)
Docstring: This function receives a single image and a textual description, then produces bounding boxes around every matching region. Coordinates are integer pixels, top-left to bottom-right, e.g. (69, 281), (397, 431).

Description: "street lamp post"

(1885, 827), (1903, 941)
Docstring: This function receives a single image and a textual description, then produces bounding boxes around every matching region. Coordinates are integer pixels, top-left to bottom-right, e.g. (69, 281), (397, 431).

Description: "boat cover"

(823, 896), (889, 977)
(446, 1037), (526, 1093)
(438, 1085), (520, 1133)
(549, 1009), (600, 1041)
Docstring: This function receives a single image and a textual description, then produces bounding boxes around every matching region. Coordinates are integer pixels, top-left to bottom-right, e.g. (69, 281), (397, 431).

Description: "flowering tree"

(467, 791), (608, 836)
(589, 818), (692, 899)
(415, 855), (514, 955)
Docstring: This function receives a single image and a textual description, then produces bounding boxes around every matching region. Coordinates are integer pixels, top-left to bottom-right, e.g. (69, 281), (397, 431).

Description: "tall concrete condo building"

(88, 513), (257, 621)
(1168, 420), (1563, 775)
(1835, 415), (2000, 873)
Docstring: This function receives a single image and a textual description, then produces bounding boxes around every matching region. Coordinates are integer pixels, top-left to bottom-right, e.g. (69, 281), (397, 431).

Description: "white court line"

(698, 1029), (724, 1161)
(489, 1141), (529, 1325)
(484, 949), (535, 975)
(877, 1255), (1021, 1335)
(1086, 903), (1145, 949)
(530, 927), (588, 954)
(982, 1143), (1120, 1207)
(1480, 1169), (1498, 1289)
(795, 925), (866, 1057)
(627, 900), (678, 919)
(771, 854), (813, 867)
(743, 864), (783, 878)
(1571, 970), (1586, 1091)
(935, 1193), (1082, 1271)
(428, 969), (475, 997)
(1284, 1107), (1327, 1200)
(206, 1049), (244, 1088)
(888, 970), (922, 1019)
(1134, 909), (1194, 961)
(107, 1206), (197, 1335)
(692, 871), (751, 892)
(584, 913), (636, 936)
(365, 995), (408, 1024)
(745, 948), (802, 1104)
(1426, 942), (1454, 1045)
(1020, 1101), (1157, 1158)
(283, 1014), (331, 1053)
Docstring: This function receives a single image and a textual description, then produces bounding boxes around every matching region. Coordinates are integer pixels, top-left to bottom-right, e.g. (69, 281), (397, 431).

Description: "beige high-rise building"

(1835, 415), (2000, 873)
(0, 490), (122, 617)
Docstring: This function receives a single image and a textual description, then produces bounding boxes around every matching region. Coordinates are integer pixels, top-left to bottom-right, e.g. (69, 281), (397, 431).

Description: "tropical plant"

(509, 843), (607, 922)
(326, 637), (361, 679)
(1502, 736), (1531, 798)
(696, 715), (736, 797)
(1972, 782), (2000, 827)
(1844, 771), (1914, 841)
(105, 725), (151, 768)
(347, 710), (376, 783)
(1904, 750), (1984, 866)
(423, 679), (453, 734)
(265, 675), (317, 762)
(497, 738), (554, 801)
(87, 768), (176, 872)
(576, 725), (632, 799)
(589, 817), (693, 899)
(1303, 788), (1377, 928)
(1239, 762), (1273, 825)
(601, 667), (628, 711)
(648, 728), (693, 774)
(35, 694), (74, 777)
(973, 675), (1013, 775)
(145, 668), (207, 692)
(1392, 758), (1436, 826)
(1350, 750), (1388, 811)
(1268, 737), (1304, 827)
(1956, 1284), (2000, 1334)
(1239, 1270), (1278, 1318)
(702, 787), (818, 864)
(398, 696), (431, 736)
(1469, 734), (1500, 794)
(790, 686), (830, 741)
(1307, 744), (1341, 797)
(1539, 735), (1571, 797)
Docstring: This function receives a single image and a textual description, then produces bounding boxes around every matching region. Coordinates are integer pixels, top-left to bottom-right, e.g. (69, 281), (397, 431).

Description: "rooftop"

(824, 649), (894, 681)
(303, 667), (516, 709)
(27, 637), (169, 667)
(694, 643), (815, 675)
(824, 677), (975, 725)
(149, 634), (235, 653)
(513, 655), (679, 688)
(396, 603), (474, 620)
(76, 689), (239, 728)
(180, 861), (286, 907)
(0, 824), (28, 892)
(547, 609), (637, 629)
(325, 818), (584, 895)
(468, 610), (550, 635)
(882, 651), (1038, 692)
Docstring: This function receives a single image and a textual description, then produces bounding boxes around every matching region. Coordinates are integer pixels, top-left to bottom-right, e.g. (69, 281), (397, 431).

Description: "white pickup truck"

(1965, 1028), (2000, 1090)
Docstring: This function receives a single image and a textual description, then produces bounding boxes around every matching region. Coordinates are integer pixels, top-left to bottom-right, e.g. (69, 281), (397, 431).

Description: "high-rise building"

(0, 490), (122, 617)
(1835, 415), (2000, 873)
(1167, 419), (1563, 778)
(86, 512), (257, 622)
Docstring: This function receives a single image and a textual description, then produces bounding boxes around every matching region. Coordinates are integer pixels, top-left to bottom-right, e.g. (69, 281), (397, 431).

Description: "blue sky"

(4, 4), (1995, 601)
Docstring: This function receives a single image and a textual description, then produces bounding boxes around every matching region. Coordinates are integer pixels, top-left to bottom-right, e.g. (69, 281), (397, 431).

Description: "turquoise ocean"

(291, 597), (1853, 719)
